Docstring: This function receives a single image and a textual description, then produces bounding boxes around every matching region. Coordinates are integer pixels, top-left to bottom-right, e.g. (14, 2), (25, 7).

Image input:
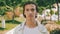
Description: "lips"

(29, 14), (33, 17)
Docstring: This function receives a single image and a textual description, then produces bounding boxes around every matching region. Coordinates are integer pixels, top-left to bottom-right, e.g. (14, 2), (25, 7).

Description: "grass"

(56, 21), (60, 25)
(5, 23), (19, 30)
(0, 16), (24, 34)
(0, 23), (19, 31)
(0, 22), (19, 34)
(0, 19), (22, 31)
(0, 16), (25, 31)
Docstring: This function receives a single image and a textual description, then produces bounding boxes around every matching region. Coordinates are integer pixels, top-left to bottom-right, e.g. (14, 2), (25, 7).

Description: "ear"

(35, 12), (38, 18)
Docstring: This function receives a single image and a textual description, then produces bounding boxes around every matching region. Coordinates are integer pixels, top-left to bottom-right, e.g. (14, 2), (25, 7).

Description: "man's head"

(23, 1), (38, 19)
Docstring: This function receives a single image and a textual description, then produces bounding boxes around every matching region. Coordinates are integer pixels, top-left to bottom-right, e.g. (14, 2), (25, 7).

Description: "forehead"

(25, 4), (36, 9)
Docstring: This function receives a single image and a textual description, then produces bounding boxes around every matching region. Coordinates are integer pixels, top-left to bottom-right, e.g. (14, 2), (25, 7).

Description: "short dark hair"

(23, 1), (39, 18)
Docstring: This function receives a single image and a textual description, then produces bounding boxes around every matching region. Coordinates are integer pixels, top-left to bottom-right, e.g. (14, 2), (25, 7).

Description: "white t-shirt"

(13, 21), (48, 34)
(24, 26), (41, 34)
(5, 20), (48, 34)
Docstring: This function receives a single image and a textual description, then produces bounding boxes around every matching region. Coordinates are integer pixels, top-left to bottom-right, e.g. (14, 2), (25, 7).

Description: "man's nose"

(29, 11), (32, 14)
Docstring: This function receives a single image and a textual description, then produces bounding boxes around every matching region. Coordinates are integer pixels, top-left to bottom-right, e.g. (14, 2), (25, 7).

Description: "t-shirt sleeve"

(5, 24), (21, 34)
(38, 24), (49, 34)
(13, 24), (22, 34)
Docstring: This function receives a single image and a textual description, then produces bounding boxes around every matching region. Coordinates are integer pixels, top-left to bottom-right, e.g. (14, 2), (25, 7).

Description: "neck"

(25, 19), (38, 28)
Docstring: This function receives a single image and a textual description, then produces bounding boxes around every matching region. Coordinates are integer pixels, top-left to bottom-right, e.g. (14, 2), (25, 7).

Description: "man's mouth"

(29, 15), (33, 17)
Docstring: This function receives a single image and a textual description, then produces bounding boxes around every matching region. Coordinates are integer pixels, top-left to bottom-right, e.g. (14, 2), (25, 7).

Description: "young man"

(14, 1), (48, 34)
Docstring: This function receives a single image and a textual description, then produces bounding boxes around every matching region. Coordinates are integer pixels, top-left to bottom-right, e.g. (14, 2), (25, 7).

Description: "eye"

(31, 8), (35, 11)
(26, 9), (29, 11)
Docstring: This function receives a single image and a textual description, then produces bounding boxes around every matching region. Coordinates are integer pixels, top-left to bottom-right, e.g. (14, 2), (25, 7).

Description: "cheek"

(34, 12), (37, 15)
(24, 11), (29, 16)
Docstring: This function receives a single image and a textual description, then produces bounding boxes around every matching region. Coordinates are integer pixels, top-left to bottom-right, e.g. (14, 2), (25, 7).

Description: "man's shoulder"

(38, 24), (48, 32)
(14, 22), (25, 31)
(13, 23), (24, 34)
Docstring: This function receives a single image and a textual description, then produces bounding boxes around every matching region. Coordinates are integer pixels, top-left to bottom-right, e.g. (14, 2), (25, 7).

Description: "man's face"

(24, 4), (37, 19)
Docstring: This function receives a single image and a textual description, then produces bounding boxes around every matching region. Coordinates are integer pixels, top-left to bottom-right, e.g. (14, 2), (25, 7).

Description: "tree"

(5, 0), (22, 22)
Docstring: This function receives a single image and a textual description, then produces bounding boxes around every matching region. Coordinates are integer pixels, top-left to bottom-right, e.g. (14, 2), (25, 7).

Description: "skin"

(24, 4), (38, 28)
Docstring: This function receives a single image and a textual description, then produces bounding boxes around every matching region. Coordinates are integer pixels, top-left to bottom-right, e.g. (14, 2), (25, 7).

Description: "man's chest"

(23, 26), (41, 34)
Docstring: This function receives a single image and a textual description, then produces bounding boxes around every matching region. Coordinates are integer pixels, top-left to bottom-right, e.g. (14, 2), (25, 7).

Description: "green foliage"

(55, 11), (58, 15)
(20, 2), (25, 7)
(5, 20), (21, 24)
(38, 7), (45, 15)
(0, 2), (5, 6)
(0, 27), (5, 30)
(0, 7), (7, 16)
(56, 21), (60, 25)
(50, 29), (60, 34)
(5, 0), (22, 7)
(50, 10), (54, 15)
(36, 0), (56, 7)
(0, 0), (60, 7)
(0, 0), (60, 16)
